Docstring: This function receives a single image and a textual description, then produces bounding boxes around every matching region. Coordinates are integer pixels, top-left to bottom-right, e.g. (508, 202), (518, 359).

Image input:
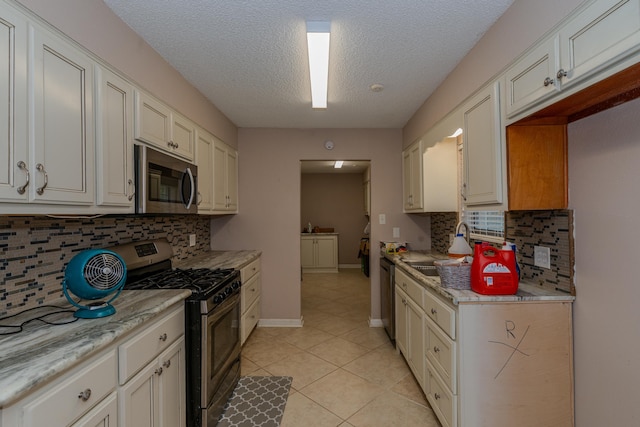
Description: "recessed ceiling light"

(307, 21), (331, 109)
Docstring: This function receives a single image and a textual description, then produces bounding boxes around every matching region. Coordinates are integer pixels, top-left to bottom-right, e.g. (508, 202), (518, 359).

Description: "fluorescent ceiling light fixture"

(306, 21), (331, 109)
(448, 128), (463, 138)
(334, 160), (344, 168)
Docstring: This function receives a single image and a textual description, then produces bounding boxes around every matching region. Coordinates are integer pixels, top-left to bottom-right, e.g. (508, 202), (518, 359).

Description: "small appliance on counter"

(62, 249), (127, 318)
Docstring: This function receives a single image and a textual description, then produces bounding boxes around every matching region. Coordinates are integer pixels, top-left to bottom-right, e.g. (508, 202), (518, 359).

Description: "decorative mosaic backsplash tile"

(0, 215), (211, 317)
(431, 210), (574, 294)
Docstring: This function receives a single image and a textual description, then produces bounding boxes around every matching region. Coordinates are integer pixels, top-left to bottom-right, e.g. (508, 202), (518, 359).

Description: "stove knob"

(232, 281), (240, 290)
(225, 287), (232, 296)
(214, 294), (224, 304)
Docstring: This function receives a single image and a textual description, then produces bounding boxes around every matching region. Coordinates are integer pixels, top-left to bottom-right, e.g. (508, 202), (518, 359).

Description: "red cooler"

(470, 242), (519, 295)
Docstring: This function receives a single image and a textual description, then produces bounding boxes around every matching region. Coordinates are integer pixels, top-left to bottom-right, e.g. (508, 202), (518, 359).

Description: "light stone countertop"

(0, 289), (191, 408)
(389, 253), (575, 305)
(174, 250), (261, 270)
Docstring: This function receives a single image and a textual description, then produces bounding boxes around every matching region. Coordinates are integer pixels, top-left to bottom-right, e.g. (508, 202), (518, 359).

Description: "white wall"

(210, 128), (431, 323)
(568, 98), (640, 425)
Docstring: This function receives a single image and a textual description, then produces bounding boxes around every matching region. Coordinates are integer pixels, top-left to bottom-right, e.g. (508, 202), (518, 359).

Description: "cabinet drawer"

(425, 358), (457, 427)
(395, 268), (424, 310)
(241, 297), (260, 345)
(425, 316), (456, 394)
(241, 271), (260, 313)
(424, 289), (456, 339)
(23, 351), (116, 427)
(240, 257), (260, 283)
(118, 306), (184, 384)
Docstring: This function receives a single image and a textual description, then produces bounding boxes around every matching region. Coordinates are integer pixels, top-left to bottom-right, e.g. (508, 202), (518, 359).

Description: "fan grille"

(83, 253), (126, 290)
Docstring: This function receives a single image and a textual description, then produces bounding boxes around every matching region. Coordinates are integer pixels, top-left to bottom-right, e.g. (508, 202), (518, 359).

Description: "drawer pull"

(78, 388), (92, 401)
(251, 287), (256, 292)
(433, 346), (440, 353)
(434, 392), (441, 400)
(431, 308), (437, 315)
(155, 367), (163, 376)
(543, 76), (554, 87)
(36, 163), (48, 195)
(159, 333), (168, 342)
(163, 360), (171, 369)
(16, 161), (29, 194)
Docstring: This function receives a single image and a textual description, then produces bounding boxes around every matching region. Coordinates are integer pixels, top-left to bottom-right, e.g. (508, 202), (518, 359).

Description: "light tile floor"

(241, 268), (442, 427)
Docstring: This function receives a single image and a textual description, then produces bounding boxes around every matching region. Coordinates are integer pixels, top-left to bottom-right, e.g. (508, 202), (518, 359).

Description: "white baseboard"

(368, 317), (383, 327)
(258, 317), (304, 328)
(338, 264), (362, 269)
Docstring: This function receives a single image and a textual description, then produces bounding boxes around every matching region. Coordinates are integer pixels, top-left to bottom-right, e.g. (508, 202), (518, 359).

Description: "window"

(462, 209), (504, 242)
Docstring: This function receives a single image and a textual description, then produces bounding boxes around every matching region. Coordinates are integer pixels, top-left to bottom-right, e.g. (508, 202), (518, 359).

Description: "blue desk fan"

(62, 249), (127, 319)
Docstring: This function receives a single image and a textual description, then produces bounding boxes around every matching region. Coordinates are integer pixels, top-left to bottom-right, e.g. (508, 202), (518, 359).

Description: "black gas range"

(108, 239), (242, 427)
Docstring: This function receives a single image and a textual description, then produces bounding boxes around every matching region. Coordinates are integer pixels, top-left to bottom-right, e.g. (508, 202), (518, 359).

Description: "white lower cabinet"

(71, 391), (118, 427)
(240, 256), (261, 345)
(395, 266), (574, 427)
(301, 234), (338, 273)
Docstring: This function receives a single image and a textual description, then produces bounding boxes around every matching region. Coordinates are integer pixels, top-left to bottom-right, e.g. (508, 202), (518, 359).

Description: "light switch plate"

(393, 227), (400, 238)
(189, 234), (197, 247)
(379, 214), (386, 225)
(534, 245), (551, 269)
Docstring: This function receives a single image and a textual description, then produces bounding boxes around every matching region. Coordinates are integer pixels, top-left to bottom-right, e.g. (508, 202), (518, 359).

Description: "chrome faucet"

(455, 221), (470, 244)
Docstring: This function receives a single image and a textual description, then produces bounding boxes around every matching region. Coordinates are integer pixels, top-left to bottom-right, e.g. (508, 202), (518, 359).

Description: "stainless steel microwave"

(134, 145), (198, 214)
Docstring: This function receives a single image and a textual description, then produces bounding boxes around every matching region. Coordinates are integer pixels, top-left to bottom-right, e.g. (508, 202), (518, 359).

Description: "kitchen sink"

(403, 260), (439, 276)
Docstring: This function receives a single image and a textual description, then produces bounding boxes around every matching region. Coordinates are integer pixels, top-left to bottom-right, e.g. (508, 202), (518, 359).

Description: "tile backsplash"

(430, 210), (574, 294)
(0, 215), (211, 317)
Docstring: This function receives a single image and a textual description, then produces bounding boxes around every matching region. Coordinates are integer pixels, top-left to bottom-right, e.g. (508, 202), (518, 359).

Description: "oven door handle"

(181, 167), (196, 210)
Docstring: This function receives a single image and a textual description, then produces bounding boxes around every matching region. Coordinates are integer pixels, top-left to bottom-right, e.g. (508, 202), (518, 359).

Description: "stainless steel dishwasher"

(380, 256), (395, 342)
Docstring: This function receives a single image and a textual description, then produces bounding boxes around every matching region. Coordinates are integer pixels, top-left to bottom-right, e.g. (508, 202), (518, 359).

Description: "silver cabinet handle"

(431, 308), (437, 315)
(155, 367), (163, 375)
(461, 183), (467, 202)
(159, 333), (168, 342)
(162, 360), (171, 369)
(556, 69), (568, 80)
(434, 346), (440, 353)
(197, 191), (202, 206)
(434, 392), (441, 400)
(36, 163), (48, 195)
(16, 161), (29, 195)
(543, 77), (554, 87)
(78, 388), (92, 401)
(127, 178), (135, 201)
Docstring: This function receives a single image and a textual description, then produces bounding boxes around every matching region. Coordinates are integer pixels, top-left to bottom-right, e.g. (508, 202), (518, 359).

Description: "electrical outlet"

(189, 234), (196, 247)
(393, 227), (400, 238)
(534, 245), (551, 269)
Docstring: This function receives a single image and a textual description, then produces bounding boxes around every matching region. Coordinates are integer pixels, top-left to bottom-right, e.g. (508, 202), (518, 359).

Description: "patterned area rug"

(217, 376), (293, 427)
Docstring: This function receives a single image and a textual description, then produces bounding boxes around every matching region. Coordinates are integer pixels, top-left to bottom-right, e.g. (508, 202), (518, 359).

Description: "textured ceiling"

(103, 0), (514, 129)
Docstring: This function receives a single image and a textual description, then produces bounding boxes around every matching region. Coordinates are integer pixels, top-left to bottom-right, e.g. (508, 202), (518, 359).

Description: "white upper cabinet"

(506, 0), (640, 119)
(558, 0), (640, 89)
(0, 4), (28, 202)
(30, 22), (95, 205)
(212, 139), (238, 213)
(95, 66), (135, 211)
(402, 140), (424, 211)
(462, 82), (504, 207)
(195, 126), (214, 213)
(134, 91), (195, 161)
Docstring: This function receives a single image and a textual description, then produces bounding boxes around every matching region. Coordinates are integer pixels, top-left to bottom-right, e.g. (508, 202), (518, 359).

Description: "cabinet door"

(134, 91), (171, 150)
(119, 360), (157, 427)
(0, 5), (28, 201)
(31, 24), (95, 204)
(95, 66), (134, 209)
(72, 391), (118, 427)
(402, 141), (423, 211)
(462, 82), (504, 206)
(395, 287), (408, 356)
(558, 0), (640, 89)
(157, 338), (185, 427)
(407, 296), (424, 387)
(315, 236), (337, 269)
(170, 112), (195, 161)
(212, 140), (228, 211)
(504, 36), (559, 118)
(300, 237), (315, 268)
(226, 148), (238, 211)
(196, 127), (214, 212)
